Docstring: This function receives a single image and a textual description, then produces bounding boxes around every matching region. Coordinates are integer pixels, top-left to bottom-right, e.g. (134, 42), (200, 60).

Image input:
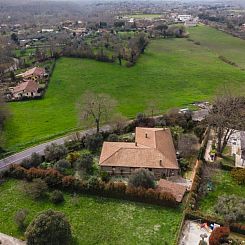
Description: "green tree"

(84, 133), (103, 153)
(25, 209), (72, 245)
(44, 143), (68, 163)
(54, 159), (71, 173)
(128, 169), (155, 189)
(75, 151), (94, 173)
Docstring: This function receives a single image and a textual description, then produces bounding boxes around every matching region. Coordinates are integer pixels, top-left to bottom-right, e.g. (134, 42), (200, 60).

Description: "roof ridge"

(100, 146), (123, 165)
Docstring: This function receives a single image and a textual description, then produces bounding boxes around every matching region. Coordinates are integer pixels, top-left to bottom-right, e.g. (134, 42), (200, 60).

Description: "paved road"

(0, 125), (112, 170)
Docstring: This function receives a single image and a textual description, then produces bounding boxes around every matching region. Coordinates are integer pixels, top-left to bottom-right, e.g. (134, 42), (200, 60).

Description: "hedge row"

(8, 165), (178, 207)
(185, 160), (203, 210)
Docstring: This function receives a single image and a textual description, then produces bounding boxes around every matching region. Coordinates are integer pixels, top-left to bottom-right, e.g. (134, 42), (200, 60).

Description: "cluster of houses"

(99, 127), (187, 203)
(117, 13), (199, 31)
(7, 67), (47, 101)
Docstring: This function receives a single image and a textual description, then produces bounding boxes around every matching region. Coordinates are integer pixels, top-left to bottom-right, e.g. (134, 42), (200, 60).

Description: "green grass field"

(189, 25), (245, 69)
(0, 179), (182, 244)
(5, 26), (245, 152)
(198, 170), (245, 218)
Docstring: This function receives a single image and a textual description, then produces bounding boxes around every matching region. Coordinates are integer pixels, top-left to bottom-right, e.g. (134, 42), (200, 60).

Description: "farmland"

(4, 26), (245, 152)
(0, 179), (182, 245)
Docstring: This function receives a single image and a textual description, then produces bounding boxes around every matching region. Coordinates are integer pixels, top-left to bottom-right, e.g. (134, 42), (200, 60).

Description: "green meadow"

(5, 25), (245, 151)
(0, 179), (182, 244)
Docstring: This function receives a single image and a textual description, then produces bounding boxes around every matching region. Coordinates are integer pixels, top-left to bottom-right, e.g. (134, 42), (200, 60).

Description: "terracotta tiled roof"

(13, 80), (39, 94)
(17, 67), (45, 78)
(99, 127), (179, 170)
(156, 179), (186, 202)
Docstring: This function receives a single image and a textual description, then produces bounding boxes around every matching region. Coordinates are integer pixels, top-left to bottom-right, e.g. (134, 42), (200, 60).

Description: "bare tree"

(111, 113), (128, 133)
(78, 91), (117, 133)
(205, 94), (245, 155)
(145, 99), (160, 118)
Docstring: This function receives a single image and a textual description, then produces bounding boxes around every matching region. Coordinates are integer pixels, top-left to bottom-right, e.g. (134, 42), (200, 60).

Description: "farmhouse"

(99, 127), (179, 179)
(16, 67), (46, 81)
(11, 80), (39, 99)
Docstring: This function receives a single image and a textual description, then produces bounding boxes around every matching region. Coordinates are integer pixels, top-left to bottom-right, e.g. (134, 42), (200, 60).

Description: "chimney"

(159, 160), (162, 166)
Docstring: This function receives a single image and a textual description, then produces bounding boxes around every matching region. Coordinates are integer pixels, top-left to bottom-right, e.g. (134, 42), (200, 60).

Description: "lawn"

(5, 25), (245, 152)
(0, 179), (182, 245)
(198, 170), (245, 217)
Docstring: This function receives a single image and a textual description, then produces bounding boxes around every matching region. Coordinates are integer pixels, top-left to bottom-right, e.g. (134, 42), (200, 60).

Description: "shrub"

(84, 133), (103, 152)
(128, 169), (155, 189)
(107, 134), (119, 142)
(75, 152), (94, 174)
(20, 153), (43, 169)
(231, 168), (245, 185)
(209, 227), (230, 245)
(25, 209), (72, 245)
(22, 179), (48, 200)
(179, 158), (190, 172)
(214, 195), (245, 222)
(50, 190), (64, 204)
(66, 151), (81, 164)
(86, 176), (100, 190)
(14, 209), (29, 230)
(44, 143), (68, 163)
(54, 159), (71, 173)
(100, 170), (110, 182)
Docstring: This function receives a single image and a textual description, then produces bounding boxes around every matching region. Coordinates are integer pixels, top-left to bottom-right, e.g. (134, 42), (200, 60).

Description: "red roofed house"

(12, 79), (39, 99)
(16, 67), (46, 81)
(99, 127), (179, 179)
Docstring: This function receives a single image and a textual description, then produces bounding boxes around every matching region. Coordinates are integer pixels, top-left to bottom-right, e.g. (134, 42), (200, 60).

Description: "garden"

(0, 179), (182, 245)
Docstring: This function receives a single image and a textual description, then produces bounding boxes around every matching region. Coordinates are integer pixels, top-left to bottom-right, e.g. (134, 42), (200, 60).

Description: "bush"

(66, 151), (81, 164)
(44, 143), (68, 163)
(231, 168), (245, 185)
(14, 209), (29, 230)
(50, 190), (64, 204)
(75, 152), (94, 174)
(54, 159), (71, 173)
(209, 227), (230, 245)
(128, 169), (155, 189)
(100, 170), (110, 182)
(22, 179), (48, 200)
(84, 133), (103, 152)
(25, 209), (72, 245)
(107, 134), (119, 142)
(20, 153), (43, 169)
(214, 195), (245, 222)
(179, 158), (190, 172)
